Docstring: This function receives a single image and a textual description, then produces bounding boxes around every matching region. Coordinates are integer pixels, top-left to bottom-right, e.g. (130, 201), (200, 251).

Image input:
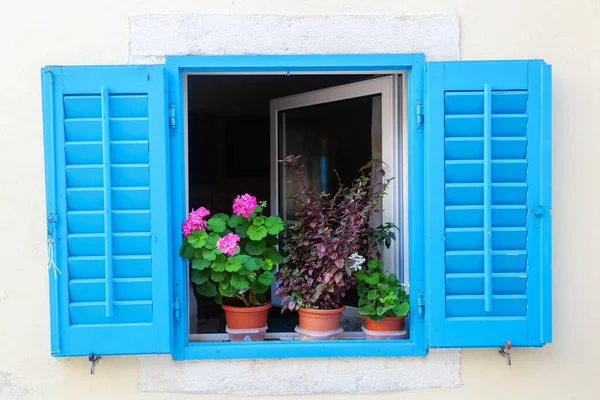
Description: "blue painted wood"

(184, 339), (426, 360)
(42, 68), (61, 354)
(167, 53), (421, 71)
(540, 63), (553, 344)
(166, 62), (186, 361)
(101, 86), (114, 318)
(483, 84), (492, 313)
(167, 53), (427, 360)
(41, 65), (172, 356)
(407, 53), (426, 353)
(425, 60), (552, 348)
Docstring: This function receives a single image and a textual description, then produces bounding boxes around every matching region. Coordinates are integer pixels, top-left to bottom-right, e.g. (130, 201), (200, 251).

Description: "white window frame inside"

(183, 71), (408, 341)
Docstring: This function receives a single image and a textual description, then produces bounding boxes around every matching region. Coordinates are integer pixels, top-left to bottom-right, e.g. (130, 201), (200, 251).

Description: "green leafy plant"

(179, 194), (284, 307)
(357, 259), (409, 321)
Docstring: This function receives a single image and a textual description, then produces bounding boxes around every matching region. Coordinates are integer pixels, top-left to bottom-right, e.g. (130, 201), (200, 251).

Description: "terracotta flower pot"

(221, 302), (271, 329)
(298, 306), (346, 332)
(364, 315), (406, 332)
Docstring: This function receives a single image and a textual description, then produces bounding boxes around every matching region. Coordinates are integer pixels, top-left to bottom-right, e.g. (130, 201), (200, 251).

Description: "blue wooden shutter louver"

(425, 61), (552, 347)
(42, 66), (172, 356)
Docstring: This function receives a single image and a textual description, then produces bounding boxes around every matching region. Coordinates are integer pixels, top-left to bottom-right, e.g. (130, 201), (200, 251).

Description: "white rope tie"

(47, 239), (62, 279)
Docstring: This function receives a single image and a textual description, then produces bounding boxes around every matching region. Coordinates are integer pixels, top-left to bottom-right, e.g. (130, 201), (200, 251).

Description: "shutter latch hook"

(89, 353), (101, 375)
(499, 341), (512, 366)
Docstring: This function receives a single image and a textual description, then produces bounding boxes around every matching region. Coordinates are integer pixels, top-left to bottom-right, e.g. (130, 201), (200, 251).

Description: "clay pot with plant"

(275, 155), (393, 334)
(179, 194), (284, 338)
(357, 259), (409, 333)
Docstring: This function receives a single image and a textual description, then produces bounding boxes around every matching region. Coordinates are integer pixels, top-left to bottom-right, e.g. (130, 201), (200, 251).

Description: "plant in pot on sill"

(357, 258), (409, 339)
(179, 194), (284, 341)
(274, 155), (393, 338)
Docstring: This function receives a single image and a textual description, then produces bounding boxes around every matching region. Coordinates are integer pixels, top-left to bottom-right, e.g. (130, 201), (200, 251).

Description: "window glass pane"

(279, 94), (382, 223)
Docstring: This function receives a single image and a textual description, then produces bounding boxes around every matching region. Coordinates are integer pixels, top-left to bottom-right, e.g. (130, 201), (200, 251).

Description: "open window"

(185, 72), (408, 341)
(41, 55), (551, 360)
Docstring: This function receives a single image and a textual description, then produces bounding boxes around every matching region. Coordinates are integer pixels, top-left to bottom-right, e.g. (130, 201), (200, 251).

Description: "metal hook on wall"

(499, 341), (512, 366)
(89, 354), (101, 375)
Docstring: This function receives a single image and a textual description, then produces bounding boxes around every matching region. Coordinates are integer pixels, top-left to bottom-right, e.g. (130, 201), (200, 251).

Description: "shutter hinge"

(169, 105), (176, 134)
(173, 298), (181, 323)
(534, 205), (546, 229)
(173, 280), (182, 323)
(416, 102), (423, 125)
(47, 212), (57, 237)
(417, 294), (424, 317)
(44, 68), (54, 84)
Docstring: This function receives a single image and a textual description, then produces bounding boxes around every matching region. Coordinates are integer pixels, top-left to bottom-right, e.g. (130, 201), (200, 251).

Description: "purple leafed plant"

(275, 155), (392, 311)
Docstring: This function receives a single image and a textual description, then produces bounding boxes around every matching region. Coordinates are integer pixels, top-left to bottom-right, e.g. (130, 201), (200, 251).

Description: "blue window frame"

(166, 54), (427, 360)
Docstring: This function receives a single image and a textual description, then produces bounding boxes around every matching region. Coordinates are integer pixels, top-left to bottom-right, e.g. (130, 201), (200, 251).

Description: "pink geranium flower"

(232, 193), (258, 218)
(182, 207), (211, 236)
(216, 233), (241, 256)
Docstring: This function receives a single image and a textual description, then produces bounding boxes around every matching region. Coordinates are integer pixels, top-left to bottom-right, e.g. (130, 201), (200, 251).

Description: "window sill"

(181, 339), (426, 360)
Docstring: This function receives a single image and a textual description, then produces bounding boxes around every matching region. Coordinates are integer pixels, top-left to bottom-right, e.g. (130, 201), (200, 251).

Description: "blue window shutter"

(41, 65), (172, 356)
(425, 60), (552, 347)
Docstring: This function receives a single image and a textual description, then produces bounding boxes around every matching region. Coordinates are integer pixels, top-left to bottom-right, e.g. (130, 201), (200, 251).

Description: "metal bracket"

(416, 102), (423, 125)
(534, 205), (544, 229)
(499, 341), (512, 366)
(169, 105), (177, 133)
(89, 353), (101, 375)
(417, 294), (424, 317)
(47, 213), (57, 237)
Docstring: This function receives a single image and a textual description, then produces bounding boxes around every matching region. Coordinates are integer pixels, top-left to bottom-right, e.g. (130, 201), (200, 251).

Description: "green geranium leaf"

(365, 273), (380, 285)
(196, 282), (217, 297)
(211, 270), (228, 282)
(230, 274), (250, 290)
(205, 233), (220, 249)
(245, 240), (266, 256)
(253, 216), (266, 226)
(191, 258), (211, 271)
(257, 271), (273, 286)
(247, 224), (268, 241)
(187, 230), (208, 249)
(264, 216), (284, 235)
(236, 222), (249, 238)
(359, 305), (376, 316)
(393, 302), (410, 317)
(225, 256), (243, 272)
(202, 248), (217, 261)
(356, 270), (367, 282)
(244, 256), (259, 271)
(191, 269), (210, 285)
(214, 292), (223, 304)
(263, 248), (283, 265)
(263, 259), (274, 271)
(376, 306), (385, 316)
(250, 282), (270, 295)
(212, 213), (230, 222)
(207, 217), (227, 233)
(179, 239), (195, 260)
(367, 290), (378, 300)
(254, 205), (263, 214)
(212, 256), (227, 272)
(228, 215), (244, 228)
(253, 257), (265, 271)
(219, 284), (238, 298)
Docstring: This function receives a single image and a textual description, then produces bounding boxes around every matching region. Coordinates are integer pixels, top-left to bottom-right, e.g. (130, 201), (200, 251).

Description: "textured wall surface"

(1, 0), (599, 399)
(128, 14), (460, 63)
(138, 350), (461, 395)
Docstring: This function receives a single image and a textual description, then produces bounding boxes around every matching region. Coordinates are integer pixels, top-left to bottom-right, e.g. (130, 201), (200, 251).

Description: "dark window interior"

(187, 75), (376, 334)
